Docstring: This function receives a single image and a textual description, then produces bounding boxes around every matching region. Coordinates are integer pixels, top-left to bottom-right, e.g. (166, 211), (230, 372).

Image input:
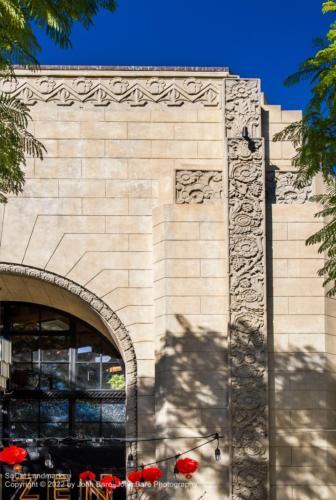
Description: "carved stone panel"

(225, 79), (261, 138)
(226, 78), (268, 500)
(266, 171), (312, 204)
(0, 77), (221, 107)
(175, 170), (224, 204)
(228, 139), (268, 499)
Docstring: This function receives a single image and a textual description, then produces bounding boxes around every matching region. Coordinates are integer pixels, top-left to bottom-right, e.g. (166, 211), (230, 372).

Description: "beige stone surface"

(82, 158), (128, 178)
(0, 68), (333, 499)
(153, 203), (228, 496)
(268, 191), (335, 499)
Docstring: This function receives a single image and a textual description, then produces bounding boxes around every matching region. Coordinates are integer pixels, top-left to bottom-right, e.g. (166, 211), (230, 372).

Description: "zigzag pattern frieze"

(0, 77), (221, 107)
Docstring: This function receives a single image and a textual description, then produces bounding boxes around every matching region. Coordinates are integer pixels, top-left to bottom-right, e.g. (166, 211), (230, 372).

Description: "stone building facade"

(0, 67), (334, 499)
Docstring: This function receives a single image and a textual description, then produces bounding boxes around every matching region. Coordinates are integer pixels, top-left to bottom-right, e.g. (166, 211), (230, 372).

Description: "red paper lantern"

(142, 467), (162, 484)
(127, 470), (143, 483)
(0, 445), (27, 465)
(101, 475), (122, 491)
(175, 457), (199, 475)
(80, 470), (96, 481)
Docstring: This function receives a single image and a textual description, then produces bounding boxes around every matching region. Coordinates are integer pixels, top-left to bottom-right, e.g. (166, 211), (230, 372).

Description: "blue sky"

(36, 0), (331, 110)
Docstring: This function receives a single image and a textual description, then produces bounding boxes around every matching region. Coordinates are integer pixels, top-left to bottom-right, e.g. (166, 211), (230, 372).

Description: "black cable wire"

(0, 432), (223, 445)
(14, 435), (222, 472)
(46, 448), (126, 472)
(141, 436), (218, 468)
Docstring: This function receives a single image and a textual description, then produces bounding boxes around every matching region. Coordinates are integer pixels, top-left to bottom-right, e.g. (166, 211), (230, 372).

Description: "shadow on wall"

(268, 344), (336, 500)
(149, 313), (229, 500)
(150, 313), (270, 500)
(141, 310), (336, 500)
(266, 204), (336, 500)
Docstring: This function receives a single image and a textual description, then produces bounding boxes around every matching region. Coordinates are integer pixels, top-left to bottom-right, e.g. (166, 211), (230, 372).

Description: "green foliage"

(323, 1), (336, 14)
(0, 0), (117, 200)
(307, 183), (336, 297)
(0, 0), (38, 73)
(107, 374), (125, 390)
(274, 1), (336, 295)
(0, 93), (45, 202)
(0, 0), (117, 71)
(273, 112), (336, 188)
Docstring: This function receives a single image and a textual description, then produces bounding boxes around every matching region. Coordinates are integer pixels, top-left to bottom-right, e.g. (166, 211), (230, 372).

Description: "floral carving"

(228, 136), (268, 499)
(266, 171), (312, 204)
(0, 77), (220, 107)
(231, 163), (260, 185)
(175, 170), (223, 204)
(225, 79), (261, 138)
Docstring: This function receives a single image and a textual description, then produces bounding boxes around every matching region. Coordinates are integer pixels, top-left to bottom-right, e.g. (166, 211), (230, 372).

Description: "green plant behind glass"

(107, 374), (125, 390)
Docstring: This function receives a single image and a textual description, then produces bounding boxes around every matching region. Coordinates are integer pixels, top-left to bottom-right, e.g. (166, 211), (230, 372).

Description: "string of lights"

(44, 434), (221, 471)
(0, 432), (223, 445)
(0, 433), (223, 471)
(137, 434), (222, 468)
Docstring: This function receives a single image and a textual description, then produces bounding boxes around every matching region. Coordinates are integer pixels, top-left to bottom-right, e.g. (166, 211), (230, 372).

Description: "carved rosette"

(225, 79), (261, 138)
(175, 170), (223, 203)
(266, 171), (312, 204)
(226, 79), (269, 499)
(0, 77), (220, 107)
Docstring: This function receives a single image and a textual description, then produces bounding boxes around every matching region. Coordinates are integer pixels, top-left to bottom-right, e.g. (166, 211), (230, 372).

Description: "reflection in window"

(9, 304), (39, 331)
(76, 332), (101, 363)
(12, 336), (39, 362)
(11, 364), (39, 389)
(102, 423), (125, 438)
(40, 336), (69, 362)
(10, 422), (39, 438)
(40, 400), (68, 422)
(101, 337), (121, 363)
(102, 403), (126, 423)
(41, 422), (68, 438)
(40, 364), (69, 390)
(76, 364), (100, 389)
(7, 303), (125, 393)
(76, 422), (100, 439)
(10, 399), (39, 421)
(1, 301), (126, 442)
(9, 399), (70, 438)
(76, 401), (100, 422)
(102, 364), (125, 390)
(40, 309), (70, 331)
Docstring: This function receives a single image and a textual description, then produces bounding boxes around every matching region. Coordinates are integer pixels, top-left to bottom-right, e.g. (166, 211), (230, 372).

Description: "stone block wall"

(265, 103), (336, 499)
(0, 69), (226, 472)
(0, 68), (334, 499)
(153, 204), (228, 498)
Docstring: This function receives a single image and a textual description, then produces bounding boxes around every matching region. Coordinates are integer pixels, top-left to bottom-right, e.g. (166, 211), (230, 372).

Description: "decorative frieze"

(0, 77), (220, 107)
(175, 170), (223, 204)
(266, 171), (312, 204)
(226, 79), (269, 499)
(225, 79), (261, 138)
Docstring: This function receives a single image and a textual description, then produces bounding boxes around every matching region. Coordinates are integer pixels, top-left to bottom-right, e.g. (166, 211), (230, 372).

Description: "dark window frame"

(0, 302), (126, 441)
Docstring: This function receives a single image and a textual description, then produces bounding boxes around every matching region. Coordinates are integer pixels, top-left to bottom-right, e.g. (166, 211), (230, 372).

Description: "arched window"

(0, 302), (126, 499)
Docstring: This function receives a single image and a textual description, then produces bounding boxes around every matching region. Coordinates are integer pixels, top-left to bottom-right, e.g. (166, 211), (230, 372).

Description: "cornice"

(12, 65), (231, 79)
(1, 73), (230, 107)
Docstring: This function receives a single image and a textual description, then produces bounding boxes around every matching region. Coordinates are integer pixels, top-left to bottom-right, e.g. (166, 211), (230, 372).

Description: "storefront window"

(0, 302), (126, 440)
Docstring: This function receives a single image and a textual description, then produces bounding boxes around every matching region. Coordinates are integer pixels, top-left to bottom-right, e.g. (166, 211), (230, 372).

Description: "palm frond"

(0, 0), (117, 66)
(304, 179), (336, 296)
(0, 92), (46, 202)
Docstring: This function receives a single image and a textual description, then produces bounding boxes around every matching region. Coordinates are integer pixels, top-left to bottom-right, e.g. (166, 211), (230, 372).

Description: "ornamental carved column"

(225, 79), (269, 499)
